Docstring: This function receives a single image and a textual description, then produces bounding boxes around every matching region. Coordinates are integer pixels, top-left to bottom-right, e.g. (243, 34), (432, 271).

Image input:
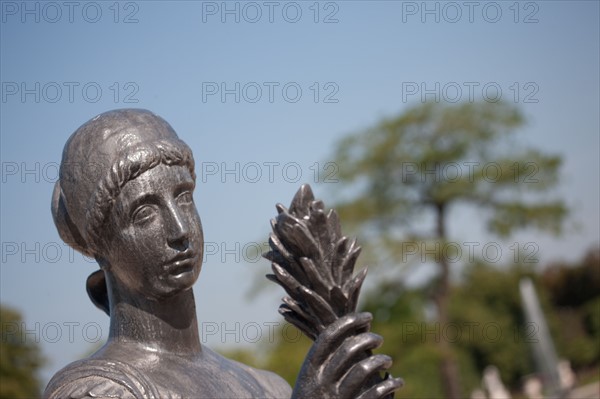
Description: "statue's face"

(104, 164), (203, 299)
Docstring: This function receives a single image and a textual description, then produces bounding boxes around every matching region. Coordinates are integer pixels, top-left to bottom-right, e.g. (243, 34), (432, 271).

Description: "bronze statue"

(44, 109), (403, 398)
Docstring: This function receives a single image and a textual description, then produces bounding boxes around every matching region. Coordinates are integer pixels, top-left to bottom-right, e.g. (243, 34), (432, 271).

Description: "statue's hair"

(51, 109), (195, 258)
(86, 139), (195, 253)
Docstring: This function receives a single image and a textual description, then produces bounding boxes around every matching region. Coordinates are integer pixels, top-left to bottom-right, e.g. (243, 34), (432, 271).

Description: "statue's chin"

(167, 268), (199, 289)
(146, 268), (200, 300)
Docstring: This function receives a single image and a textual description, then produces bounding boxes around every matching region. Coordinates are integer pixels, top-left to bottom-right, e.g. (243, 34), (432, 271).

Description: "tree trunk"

(435, 203), (461, 399)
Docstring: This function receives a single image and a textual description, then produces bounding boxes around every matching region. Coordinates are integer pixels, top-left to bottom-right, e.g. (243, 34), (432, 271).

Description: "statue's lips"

(164, 251), (197, 276)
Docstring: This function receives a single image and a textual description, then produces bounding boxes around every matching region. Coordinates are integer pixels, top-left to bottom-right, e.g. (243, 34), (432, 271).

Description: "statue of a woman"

(44, 109), (402, 398)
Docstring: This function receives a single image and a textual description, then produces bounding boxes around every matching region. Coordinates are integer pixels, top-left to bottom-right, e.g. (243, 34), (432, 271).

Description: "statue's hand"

(292, 312), (403, 399)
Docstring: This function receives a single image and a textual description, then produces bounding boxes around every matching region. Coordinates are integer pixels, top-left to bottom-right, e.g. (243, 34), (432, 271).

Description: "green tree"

(447, 261), (543, 392)
(361, 258), (576, 397)
(541, 247), (600, 370)
(327, 101), (567, 398)
(247, 255), (593, 397)
(0, 305), (45, 399)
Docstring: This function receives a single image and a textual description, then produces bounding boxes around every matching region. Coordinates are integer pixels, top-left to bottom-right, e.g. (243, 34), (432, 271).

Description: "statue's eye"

(132, 204), (156, 224)
(176, 191), (193, 205)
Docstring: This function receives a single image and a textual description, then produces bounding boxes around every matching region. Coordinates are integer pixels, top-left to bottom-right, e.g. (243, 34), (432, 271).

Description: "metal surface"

(44, 109), (402, 398)
(266, 184), (403, 398)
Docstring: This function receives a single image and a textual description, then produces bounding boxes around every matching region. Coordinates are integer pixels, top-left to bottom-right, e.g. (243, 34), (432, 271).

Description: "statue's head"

(52, 109), (204, 314)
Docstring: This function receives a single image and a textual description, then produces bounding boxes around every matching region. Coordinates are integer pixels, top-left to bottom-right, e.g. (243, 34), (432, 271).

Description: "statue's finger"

(356, 376), (404, 399)
(322, 332), (383, 382)
(338, 354), (393, 398)
(310, 312), (372, 365)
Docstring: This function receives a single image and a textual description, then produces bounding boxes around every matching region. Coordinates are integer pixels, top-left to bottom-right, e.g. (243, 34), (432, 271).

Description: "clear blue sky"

(1, 0), (598, 386)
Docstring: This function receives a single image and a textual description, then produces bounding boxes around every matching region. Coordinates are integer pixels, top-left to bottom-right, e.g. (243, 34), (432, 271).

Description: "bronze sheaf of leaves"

(264, 184), (368, 340)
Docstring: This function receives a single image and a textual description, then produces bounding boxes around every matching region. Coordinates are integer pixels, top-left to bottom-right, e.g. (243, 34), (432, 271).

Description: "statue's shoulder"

(252, 367), (293, 398)
(43, 358), (161, 399)
(239, 362), (292, 398)
(205, 347), (292, 397)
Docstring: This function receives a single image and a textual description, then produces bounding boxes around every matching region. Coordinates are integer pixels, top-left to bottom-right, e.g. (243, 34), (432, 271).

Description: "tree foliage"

(323, 100), (567, 398)
(541, 248), (600, 370)
(226, 248), (599, 397)
(0, 305), (45, 399)
(331, 101), (565, 246)
(230, 101), (579, 397)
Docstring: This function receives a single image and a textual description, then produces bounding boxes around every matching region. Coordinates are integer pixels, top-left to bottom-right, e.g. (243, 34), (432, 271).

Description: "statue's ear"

(86, 270), (110, 316)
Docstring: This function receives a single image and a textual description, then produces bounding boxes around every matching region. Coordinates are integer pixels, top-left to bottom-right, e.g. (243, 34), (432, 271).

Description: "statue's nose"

(166, 202), (190, 250)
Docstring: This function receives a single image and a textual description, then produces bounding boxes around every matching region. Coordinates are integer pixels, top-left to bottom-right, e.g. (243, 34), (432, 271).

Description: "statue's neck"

(106, 280), (201, 357)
